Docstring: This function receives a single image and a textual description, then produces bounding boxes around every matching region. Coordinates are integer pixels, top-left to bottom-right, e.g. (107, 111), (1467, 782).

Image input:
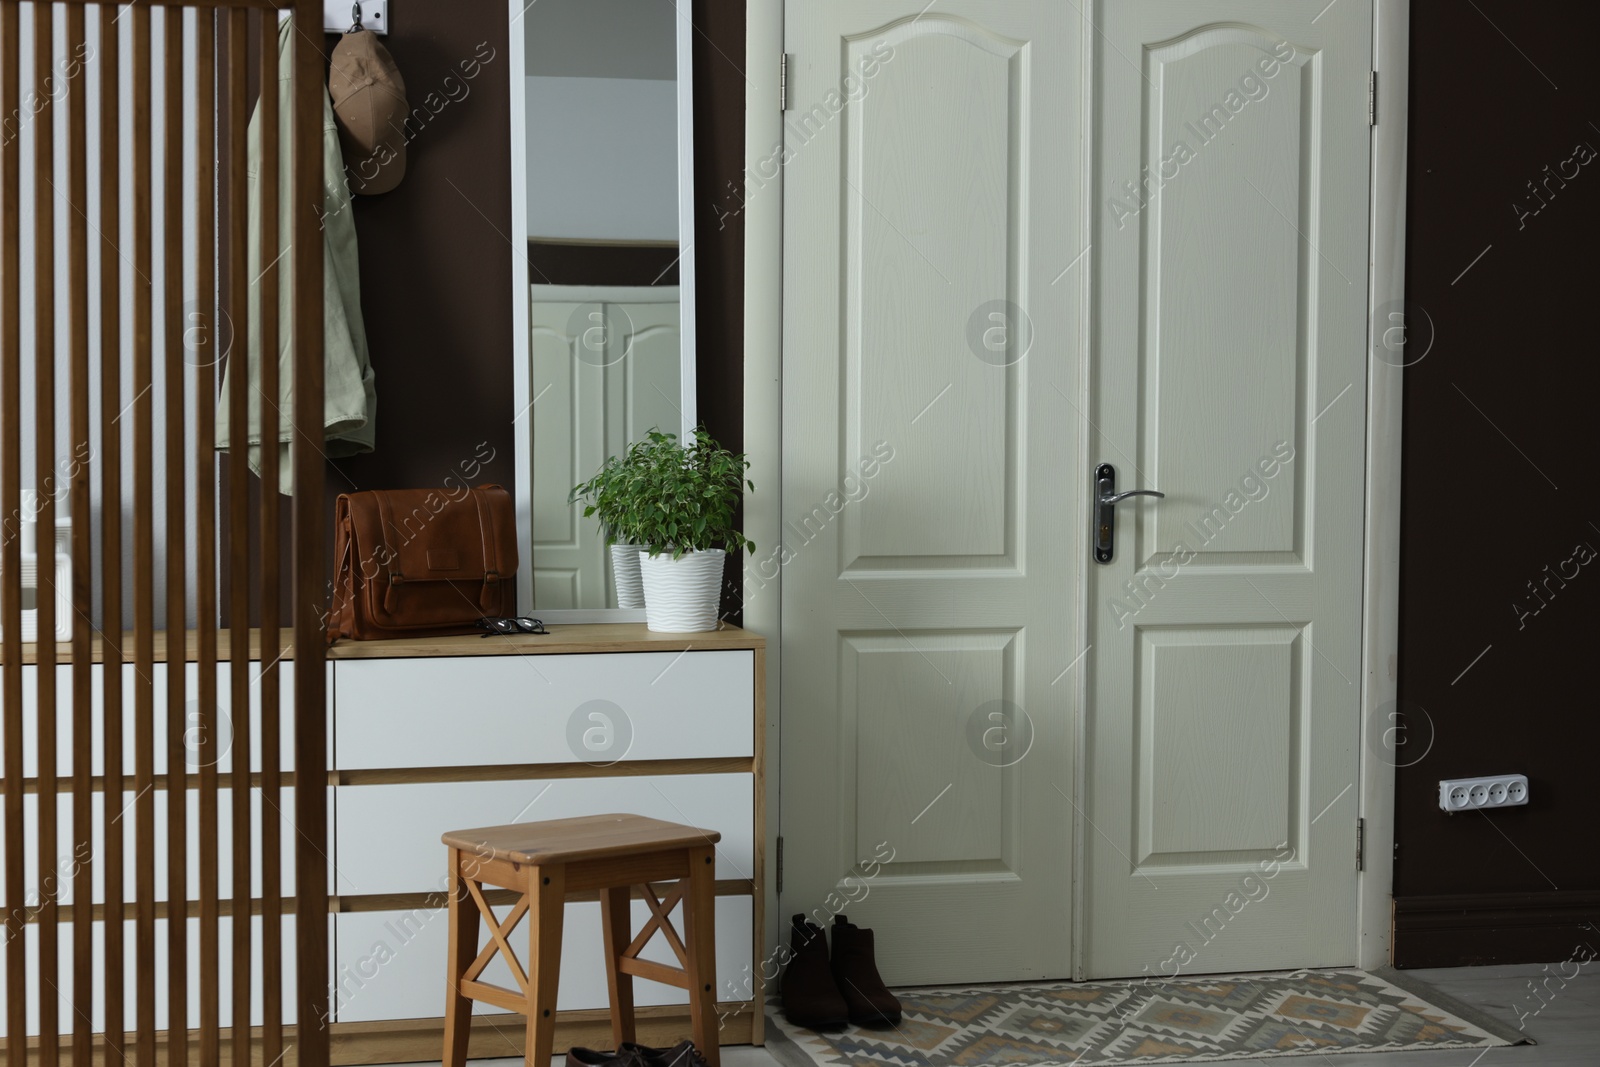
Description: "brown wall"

(224, 5), (522, 622)
(687, 1), (748, 621)
(324, 6), (516, 519)
(1391, 0), (1600, 967)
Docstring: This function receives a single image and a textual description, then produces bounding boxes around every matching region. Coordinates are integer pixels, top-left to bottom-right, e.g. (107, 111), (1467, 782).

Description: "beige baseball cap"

(328, 29), (409, 195)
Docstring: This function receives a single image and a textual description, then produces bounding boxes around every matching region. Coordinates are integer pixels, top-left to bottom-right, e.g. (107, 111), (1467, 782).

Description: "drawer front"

(333, 650), (754, 769)
(332, 774), (754, 896)
(0, 785), (312, 906)
(0, 913), (319, 1036)
(20, 661), (306, 778)
(333, 895), (753, 1022)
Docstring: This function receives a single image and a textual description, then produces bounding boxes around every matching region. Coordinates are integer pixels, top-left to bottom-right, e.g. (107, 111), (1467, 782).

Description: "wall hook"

(348, 1), (364, 32)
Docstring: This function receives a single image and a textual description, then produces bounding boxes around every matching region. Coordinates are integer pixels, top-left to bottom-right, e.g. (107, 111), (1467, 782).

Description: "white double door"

(780, 0), (1373, 982)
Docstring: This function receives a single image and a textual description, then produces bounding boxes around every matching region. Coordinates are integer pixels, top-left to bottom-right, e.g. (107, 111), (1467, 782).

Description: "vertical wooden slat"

(65, 5), (94, 1065)
(256, 6), (283, 1061)
(33, 4), (62, 1060)
(0, 1), (24, 1062)
(163, 8), (190, 1065)
(290, 1), (329, 1056)
(97, 5), (125, 1061)
(194, 7), (221, 1067)
(225, 9), (252, 1064)
(130, 4), (158, 1064)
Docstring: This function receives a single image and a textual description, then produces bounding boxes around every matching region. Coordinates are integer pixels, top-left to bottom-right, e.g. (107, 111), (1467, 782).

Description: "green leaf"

(570, 425), (754, 553)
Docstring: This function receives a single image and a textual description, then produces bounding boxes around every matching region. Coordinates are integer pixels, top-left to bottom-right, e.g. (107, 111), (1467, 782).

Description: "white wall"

(523, 74), (678, 242)
(523, 0), (676, 81)
(519, 0), (679, 243)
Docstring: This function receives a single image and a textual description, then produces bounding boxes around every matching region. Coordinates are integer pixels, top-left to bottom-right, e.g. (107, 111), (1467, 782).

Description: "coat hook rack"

(324, 0), (389, 36)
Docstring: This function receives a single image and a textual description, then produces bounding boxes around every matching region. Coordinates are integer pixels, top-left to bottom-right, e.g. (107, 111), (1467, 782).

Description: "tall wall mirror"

(508, 0), (697, 617)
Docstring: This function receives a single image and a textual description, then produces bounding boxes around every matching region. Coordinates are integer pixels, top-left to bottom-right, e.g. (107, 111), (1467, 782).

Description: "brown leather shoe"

(619, 1042), (708, 1067)
(830, 915), (902, 1027)
(780, 914), (850, 1029)
(617, 1043), (707, 1067)
(567, 1048), (649, 1067)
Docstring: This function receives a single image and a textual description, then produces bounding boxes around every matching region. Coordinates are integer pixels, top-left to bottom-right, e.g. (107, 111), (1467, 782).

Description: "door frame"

(741, 0), (1410, 975)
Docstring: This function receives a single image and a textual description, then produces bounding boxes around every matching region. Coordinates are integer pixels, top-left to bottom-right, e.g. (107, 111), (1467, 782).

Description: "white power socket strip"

(1439, 774), (1529, 812)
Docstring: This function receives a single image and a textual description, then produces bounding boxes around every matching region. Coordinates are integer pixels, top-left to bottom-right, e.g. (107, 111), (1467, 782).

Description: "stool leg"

(525, 864), (566, 1067)
(444, 848), (481, 1067)
(683, 846), (720, 1067)
(600, 885), (637, 1048)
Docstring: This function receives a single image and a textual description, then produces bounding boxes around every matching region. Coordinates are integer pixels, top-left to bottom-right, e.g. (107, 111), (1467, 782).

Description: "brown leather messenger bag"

(328, 484), (518, 644)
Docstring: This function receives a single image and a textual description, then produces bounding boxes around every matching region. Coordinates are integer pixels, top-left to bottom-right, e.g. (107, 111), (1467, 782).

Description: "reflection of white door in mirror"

(529, 285), (683, 610)
(508, 0), (698, 616)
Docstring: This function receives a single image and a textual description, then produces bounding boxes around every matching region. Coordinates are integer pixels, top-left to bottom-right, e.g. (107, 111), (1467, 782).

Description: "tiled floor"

(432, 963), (1596, 1067)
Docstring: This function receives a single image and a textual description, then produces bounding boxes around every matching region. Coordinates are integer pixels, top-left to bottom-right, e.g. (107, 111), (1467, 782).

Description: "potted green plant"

(600, 427), (754, 632)
(569, 451), (647, 608)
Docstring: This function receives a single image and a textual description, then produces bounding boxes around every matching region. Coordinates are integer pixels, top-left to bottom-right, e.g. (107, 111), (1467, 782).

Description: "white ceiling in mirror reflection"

(522, 0), (677, 81)
(524, 75), (680, 241)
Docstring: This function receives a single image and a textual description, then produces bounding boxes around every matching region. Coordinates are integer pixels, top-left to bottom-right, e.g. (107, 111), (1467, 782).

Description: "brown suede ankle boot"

(780, 914), (850, 1029)
(830, 915), (902, 1027)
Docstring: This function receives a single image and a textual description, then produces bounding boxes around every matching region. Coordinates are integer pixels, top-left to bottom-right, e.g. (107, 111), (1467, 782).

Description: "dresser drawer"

(0, 785), (316, 906)
(0, 913), (320, 1036)
(333, 895), (753, 1022)
(332, 774), (754, 896)
(333, 651), (754, 769)
(19, 661), (306, 778)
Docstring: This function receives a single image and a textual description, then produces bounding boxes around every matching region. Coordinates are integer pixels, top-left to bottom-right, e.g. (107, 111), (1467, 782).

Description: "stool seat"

(440, 813), (723, 1067)
(442, 812), (720, 866)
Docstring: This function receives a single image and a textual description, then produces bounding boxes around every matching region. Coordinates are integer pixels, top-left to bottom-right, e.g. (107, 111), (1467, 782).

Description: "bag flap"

(345, 485), (518, 585)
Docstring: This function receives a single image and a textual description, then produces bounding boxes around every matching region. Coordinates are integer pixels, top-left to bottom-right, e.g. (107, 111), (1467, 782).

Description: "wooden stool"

(441, 813), (723, 1067)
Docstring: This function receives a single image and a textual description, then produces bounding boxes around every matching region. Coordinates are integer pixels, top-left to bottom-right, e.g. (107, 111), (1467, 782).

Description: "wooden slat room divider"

(0, 2), (328, 1065)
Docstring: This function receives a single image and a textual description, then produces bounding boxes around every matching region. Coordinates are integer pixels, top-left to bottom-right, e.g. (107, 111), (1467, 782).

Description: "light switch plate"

(324, 0), (389, 36)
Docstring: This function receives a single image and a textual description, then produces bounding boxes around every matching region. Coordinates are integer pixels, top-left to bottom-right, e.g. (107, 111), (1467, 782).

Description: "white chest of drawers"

(325, 627), (767, 1056)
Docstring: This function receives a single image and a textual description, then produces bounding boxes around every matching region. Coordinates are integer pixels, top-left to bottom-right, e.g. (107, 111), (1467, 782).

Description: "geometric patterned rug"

(767, 970), (1526, 1066)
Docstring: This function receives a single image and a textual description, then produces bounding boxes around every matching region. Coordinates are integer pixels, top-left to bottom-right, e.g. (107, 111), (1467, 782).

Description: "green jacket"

(217, 15), (376, 494)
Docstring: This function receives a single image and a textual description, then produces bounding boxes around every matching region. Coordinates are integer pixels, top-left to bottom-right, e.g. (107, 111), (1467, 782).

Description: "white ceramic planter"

(638, 549), (725, 632)
(610, 544), (646, 608)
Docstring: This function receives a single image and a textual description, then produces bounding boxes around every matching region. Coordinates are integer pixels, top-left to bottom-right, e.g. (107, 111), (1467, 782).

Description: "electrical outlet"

(1439, 774), (1529, 812)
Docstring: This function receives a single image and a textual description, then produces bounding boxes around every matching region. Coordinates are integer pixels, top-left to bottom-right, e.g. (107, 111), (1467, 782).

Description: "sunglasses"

(476, 616), (549, 637)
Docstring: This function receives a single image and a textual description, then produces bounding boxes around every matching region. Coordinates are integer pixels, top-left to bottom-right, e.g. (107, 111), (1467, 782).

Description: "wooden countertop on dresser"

(4, 623), (765, 664)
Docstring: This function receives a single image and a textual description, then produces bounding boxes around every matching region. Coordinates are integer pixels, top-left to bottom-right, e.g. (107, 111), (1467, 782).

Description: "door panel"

(1083, 0), (1372, 977)
(782, 1), (1081, 984)
(530, 295), (604, 607)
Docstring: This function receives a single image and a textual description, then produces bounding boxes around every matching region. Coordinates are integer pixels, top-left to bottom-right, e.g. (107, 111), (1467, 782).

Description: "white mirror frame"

(507, 0), (698, 620)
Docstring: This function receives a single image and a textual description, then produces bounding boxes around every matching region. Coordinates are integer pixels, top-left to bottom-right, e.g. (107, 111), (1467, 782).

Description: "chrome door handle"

(1094, 463), (1163, 564)
(1100, 489), (1166, 506)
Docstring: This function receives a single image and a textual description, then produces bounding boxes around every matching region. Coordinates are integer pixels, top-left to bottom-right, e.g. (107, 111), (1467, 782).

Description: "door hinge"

(775, 835), (784, 894)
(1355, 817), (1366, 871)
(780, 53), (791, 111)
(1368, 70), (1377, 126)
